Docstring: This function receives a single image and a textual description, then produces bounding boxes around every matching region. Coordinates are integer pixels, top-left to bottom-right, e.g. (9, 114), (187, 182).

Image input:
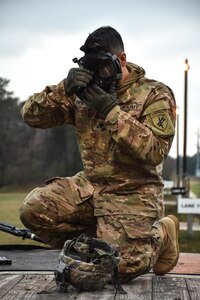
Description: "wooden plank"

(1, 273), (200, 300)
(76, 276), (152, 300)
(77, 285), (115, 300)
(0, 274), (23, 299)
(153, 276), (190, 300)
(0, 274), (49, 300)
(123, 276), (152, 300)
(35, 275), (79, 300)
(0, 274), (79, 300)
(186, 278), (200, 300)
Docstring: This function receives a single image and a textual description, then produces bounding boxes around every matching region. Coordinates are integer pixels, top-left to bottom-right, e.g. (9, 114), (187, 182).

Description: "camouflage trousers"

(19, 172), (164, 282)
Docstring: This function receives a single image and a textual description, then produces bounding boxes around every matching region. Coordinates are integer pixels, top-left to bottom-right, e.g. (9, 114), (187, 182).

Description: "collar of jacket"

(116, 62), (145, 96)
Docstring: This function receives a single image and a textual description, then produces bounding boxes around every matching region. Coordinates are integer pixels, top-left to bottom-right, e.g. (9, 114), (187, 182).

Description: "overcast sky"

(1, 0), (200, 158)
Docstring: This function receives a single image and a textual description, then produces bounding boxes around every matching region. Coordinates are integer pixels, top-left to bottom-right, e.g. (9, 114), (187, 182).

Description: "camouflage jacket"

(21, 62), (176, 196)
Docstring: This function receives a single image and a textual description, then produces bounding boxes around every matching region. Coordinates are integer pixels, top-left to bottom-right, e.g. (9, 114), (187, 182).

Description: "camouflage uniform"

(20, 62), (176, 281)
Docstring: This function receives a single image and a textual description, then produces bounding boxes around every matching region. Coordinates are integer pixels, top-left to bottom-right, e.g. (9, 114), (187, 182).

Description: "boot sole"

(154, 215), (180, 275)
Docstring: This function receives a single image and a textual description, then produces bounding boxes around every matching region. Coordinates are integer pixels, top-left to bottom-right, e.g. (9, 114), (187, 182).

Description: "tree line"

(0, 77), (197, 188)
(0, 78), (82, 187)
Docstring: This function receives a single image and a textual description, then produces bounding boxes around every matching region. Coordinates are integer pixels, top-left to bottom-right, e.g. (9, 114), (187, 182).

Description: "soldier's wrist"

(105, 105), (121, 124)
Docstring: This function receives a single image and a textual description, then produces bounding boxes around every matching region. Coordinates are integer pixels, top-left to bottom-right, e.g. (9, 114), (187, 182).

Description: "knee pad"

(19, 187), (44, 228)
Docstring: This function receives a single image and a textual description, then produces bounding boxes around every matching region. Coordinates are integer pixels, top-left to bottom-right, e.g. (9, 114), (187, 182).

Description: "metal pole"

(196, 129), (200, 176)
(176, 109), (180, 187)
(183, 59), (192, 236)
(183, 59), (188, 177)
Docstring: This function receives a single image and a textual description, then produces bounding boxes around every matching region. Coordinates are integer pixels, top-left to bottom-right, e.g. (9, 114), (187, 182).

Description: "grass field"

(0, 192), (43, 246)
(0, 192), (200, 252)
(191, 181), (200, 197)
(0, 192), (27, 227)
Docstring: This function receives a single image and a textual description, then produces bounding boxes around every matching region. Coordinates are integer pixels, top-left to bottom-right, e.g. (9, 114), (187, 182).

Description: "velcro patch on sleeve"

(146, 110), (175, 136)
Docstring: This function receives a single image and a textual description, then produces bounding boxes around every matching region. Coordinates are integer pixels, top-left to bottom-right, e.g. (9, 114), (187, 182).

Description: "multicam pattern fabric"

(56, 236), (119, 291)
(19, 177), (96, 247)
(20, 62), (176, 280)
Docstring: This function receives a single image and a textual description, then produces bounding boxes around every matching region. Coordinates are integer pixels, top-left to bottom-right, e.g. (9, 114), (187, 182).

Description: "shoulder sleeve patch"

(146, 110), (175, 137)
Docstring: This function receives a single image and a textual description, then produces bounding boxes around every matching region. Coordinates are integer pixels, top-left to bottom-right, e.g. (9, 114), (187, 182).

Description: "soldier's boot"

(152, 215), (179, 275)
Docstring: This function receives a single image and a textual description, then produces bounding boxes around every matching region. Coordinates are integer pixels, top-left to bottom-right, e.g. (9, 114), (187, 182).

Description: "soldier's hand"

(64, 68), (93, 96)
(83, 82), (118, 118)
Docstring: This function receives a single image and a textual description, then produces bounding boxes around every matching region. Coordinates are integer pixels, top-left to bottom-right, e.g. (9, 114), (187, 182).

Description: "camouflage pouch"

(55, 234), (127, 294)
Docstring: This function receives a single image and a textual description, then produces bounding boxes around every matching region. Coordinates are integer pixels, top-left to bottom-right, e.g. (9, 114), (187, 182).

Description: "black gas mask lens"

(72, 43), (122, 98)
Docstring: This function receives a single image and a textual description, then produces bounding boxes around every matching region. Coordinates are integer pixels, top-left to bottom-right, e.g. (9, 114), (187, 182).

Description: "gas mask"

(73, 43), (122, 98)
